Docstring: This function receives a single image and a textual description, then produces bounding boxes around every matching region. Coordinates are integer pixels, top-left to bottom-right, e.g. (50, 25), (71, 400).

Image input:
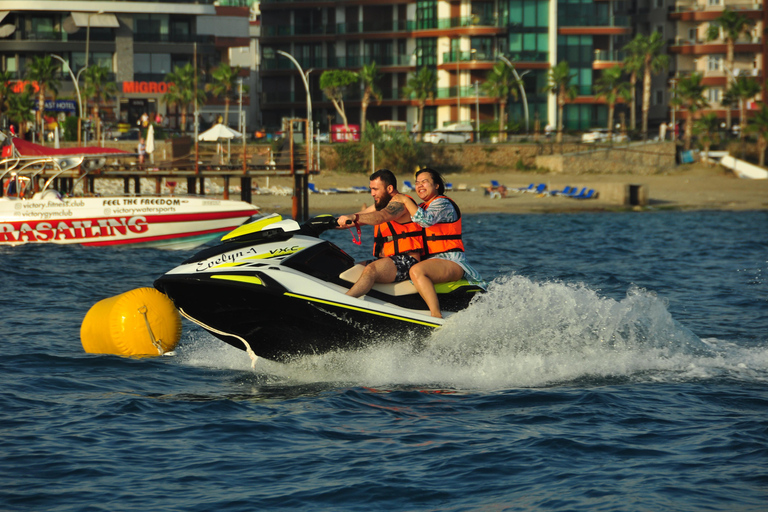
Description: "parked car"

(581, 129), (629, 144)
(313, 132), (330, 143)
(423, 123), (473, 144)
(111, 128), (141, 141)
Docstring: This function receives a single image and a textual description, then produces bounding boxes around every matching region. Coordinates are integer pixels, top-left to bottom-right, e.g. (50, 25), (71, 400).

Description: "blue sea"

(1, 211), (767, 511)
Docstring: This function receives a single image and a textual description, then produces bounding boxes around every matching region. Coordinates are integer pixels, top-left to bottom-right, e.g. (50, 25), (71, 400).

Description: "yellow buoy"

(81, 287), (182, 356)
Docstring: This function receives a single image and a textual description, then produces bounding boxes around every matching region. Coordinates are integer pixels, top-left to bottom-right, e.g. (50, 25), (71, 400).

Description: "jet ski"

(154, 213), (484, 362)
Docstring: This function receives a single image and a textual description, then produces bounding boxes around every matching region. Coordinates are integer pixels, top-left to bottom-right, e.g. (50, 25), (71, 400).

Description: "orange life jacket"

(419, 195), (464, 257)
(372, 197), (423, 257)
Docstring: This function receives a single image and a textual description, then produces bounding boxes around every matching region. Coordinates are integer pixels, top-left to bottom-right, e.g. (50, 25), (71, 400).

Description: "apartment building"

(0, 0), (257, 132)
(668, 0), (766, 124)
(259, 0), (635, 133)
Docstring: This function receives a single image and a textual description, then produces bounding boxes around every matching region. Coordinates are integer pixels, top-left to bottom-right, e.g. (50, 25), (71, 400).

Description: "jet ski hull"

(154, 214), (484, 362)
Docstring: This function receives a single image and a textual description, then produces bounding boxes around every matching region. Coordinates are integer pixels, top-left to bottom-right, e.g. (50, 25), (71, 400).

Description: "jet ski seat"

(339, 263), (419, 296)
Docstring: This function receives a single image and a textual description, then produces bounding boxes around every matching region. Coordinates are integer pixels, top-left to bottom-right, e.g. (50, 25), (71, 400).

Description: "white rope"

(138, 305), (165, 355)
(178, 307), (259, 369)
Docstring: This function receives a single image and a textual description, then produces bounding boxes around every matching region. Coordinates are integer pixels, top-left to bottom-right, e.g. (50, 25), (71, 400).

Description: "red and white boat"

(1, 136), (259, 250)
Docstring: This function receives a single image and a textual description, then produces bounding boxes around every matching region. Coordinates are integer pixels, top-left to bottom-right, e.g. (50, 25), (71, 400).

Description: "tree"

(205, 63), (243, 127)
(728, 76), (761, 146)
(0, 70), (12, 130)
(747, 103), (768, 167)
(622, 34), (645, 131)
(544, 61), (577, 143)
(25, 55), (61, 144)
(83, 64), (117, 143)
(482, 61), (519, 142)
(693, 112), (721, 165)
(639, 32), (670, 140)
(163, 63), (205, 135)
(359, 62), (382, 133)
(670, 73), (708, 150)
(402, 67), (437, 141)
(706, 8), (754, 129)
(320, 70), (358, 130)
(594, 65), (631, 138)
(7, 86), (35, 139)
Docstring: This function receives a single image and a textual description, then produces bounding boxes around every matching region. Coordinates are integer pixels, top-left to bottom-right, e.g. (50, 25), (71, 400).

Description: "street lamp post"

(50, 55), (83, 146)
(78, 10), (103, 145)
(498, 54), (530, 135)
(276, 50), (312, 171)
(474, 80), (479, 142)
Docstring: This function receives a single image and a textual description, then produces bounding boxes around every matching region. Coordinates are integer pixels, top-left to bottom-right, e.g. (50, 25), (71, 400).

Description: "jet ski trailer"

(154, 214), (484, 362)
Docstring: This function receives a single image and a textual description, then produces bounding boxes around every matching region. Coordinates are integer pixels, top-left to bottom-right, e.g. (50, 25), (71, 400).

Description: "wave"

(176, 275), (768, 389)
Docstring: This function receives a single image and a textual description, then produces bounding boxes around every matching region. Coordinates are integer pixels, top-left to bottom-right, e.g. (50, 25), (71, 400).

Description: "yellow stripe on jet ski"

(284, 292), (441, 328)
(211, 275), (264, 285)
(434, 279), (472, 293)
(222, 213), (283, 241)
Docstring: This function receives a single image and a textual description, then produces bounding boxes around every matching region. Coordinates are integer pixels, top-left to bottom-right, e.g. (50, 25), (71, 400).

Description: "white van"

(423, 123), (473, 143)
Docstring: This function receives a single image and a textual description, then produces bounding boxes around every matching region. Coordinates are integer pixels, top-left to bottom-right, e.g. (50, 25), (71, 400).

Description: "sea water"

(1, 211), (766, 511)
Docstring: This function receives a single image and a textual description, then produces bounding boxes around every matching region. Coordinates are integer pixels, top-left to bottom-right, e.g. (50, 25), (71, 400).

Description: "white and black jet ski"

(154, 213), (484, 362)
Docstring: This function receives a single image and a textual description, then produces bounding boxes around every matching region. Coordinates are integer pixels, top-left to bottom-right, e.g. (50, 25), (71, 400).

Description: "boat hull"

(0, 195), (258, 249)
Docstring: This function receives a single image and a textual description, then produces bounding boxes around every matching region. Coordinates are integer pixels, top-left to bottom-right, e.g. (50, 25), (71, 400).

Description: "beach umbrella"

(198, 123), (242, 141)
(198, 124), (242, 164)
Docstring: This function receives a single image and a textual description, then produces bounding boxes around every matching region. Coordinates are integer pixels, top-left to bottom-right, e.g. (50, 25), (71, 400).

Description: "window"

(654, 89), (664, 106)
(134, 54), (171, 76)
(707, 88), (721, 103)
(416, 0), (437, 30)
(707, 0), (721, 5)
(707, 55), (722, 71)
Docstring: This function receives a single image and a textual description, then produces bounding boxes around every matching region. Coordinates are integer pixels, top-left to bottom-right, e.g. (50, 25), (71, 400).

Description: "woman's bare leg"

(409, 259), (464, 318)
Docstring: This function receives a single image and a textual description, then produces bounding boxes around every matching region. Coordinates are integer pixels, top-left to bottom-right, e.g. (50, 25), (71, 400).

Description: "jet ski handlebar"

(301, 214), (362, 245)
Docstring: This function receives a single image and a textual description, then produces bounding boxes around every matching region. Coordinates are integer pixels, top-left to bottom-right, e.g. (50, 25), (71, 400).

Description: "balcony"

(670, 0), (763, 14)
(594, 50), (625, 62)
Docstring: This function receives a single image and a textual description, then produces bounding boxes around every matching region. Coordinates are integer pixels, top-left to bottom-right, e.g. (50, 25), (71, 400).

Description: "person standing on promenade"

(336, 169), (423, 298)
(137, 137), (146, 170)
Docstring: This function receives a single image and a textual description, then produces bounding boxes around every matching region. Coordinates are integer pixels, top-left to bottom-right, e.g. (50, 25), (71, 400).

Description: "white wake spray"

(176, 275), (768, 388)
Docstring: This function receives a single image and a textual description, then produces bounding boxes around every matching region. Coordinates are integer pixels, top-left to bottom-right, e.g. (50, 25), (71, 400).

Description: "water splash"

(176, 275), (768, 389)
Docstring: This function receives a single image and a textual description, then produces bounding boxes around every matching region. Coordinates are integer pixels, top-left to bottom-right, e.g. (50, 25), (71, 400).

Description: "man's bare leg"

(346, 258), (397, 297)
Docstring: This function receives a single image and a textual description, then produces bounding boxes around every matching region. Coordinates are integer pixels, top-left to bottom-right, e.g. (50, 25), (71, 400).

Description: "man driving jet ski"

(336, 169), (423, 297)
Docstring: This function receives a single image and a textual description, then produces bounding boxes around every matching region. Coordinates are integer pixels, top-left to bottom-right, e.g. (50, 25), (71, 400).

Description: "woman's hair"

(415, 167), (445, 195)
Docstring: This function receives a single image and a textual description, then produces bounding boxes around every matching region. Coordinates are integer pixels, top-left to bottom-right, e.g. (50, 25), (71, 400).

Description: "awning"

(71, 12), (120, 28)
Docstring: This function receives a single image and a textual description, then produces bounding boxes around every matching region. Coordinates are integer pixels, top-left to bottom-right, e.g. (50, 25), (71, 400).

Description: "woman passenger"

(397, 168), (485, 318)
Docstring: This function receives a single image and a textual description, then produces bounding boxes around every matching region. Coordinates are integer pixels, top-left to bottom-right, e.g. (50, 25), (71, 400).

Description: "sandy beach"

(252, 162), (768, 216)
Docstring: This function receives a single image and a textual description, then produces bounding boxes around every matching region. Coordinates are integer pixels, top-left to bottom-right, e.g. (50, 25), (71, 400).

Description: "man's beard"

(374, 194), (391, 211)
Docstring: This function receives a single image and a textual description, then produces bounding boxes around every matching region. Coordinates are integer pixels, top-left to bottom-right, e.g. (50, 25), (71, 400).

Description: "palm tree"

(359, 62), (382, 133)
(0, 70), (12, 130)
(693, 112), (721, 165)
(83, 64), (117, 143)
(670, 73), (708, 150)
(25, 55), (61, 144)
(482, 61), (519, 142)
(319, 69), (359, 130)
(747, 103), (768, 167)
(622, 34), (645, 131)
(706, 9), (754, 129)
(544, 61), (577, 143)
(7, 87), (35, 139)
(402, 67), (437, 141)
(205, 62), (243, 127)
(163, 63), (204, 135)
(728, 76), (762, 145)
(639, 32), (670, 140)
(594, 65), (631, 138)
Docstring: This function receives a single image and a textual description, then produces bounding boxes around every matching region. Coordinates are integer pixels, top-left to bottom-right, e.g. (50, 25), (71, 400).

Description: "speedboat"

(1, 136), (258, 249)
(154, 214), (485, 362)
